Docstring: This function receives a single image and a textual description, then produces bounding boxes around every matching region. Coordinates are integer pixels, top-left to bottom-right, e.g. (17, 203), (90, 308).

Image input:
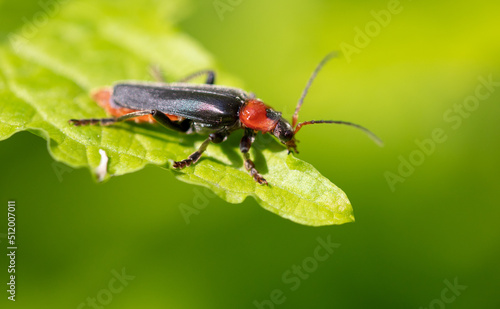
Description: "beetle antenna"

(294, 120), (384, 147)
(292, 51), (338, 128)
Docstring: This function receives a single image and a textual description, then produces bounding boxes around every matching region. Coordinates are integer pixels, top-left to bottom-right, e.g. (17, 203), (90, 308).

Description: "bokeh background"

(1, 0), (499, 308)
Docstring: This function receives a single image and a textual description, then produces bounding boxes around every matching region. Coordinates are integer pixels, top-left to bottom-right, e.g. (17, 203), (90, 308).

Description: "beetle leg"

(149, 67), (215, 84)
(178, 70), (216, 85)
(70, 110), (151, 126)
(149, 110), (191, 132)
(68, 117), (117, 126)
(69, 110), (153, 126)
(240, 129), (268, 185)
(69, 110), (191, 132)
(173, 131), (228, 169)
(149, 65), (166, 82)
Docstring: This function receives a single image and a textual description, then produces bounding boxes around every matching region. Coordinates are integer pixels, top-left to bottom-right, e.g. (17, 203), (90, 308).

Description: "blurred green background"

(1, 0), (499, 308)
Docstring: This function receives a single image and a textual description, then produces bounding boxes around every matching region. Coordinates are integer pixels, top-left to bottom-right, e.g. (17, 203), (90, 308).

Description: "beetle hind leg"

(69, 110), (191, 132)
(69, 110), (154, 127)
(69, 118), (117, 126)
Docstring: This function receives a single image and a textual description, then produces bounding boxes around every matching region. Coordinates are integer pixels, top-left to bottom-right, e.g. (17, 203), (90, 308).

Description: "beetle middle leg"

(240, 129), (268, 185)
(69, 110), (191, 132)
(173, 131), (228, 169)
(149, 66), (216, 85)
(178, 70), (216, 85)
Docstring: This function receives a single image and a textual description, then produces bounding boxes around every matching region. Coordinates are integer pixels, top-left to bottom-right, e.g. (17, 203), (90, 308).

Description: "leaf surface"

(0, 0), (354, 226)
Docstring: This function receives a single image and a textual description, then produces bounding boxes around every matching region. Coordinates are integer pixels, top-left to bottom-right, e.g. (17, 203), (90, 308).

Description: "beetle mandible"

(69, 52), (382, 185)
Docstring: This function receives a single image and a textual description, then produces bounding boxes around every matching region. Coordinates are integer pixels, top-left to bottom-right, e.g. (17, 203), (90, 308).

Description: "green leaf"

(0, 0), (354, 226)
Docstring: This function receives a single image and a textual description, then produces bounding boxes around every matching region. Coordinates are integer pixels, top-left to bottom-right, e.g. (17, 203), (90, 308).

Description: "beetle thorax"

(239, 99), (281, 132)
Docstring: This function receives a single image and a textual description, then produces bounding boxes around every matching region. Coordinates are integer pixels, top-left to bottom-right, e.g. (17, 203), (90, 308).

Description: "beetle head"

(272, 118), (298, 153)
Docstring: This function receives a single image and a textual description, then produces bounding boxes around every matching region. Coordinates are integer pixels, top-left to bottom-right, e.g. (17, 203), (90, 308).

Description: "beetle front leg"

(240, 129), (268, 185)
(173, 131), (228, 169)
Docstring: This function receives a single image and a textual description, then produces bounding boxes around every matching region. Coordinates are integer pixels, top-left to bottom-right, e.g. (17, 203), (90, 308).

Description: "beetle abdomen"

(91, 87), (179, 123)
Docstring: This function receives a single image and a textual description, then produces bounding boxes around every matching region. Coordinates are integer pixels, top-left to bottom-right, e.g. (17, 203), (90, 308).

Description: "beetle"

(69, 52), (382, 185)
